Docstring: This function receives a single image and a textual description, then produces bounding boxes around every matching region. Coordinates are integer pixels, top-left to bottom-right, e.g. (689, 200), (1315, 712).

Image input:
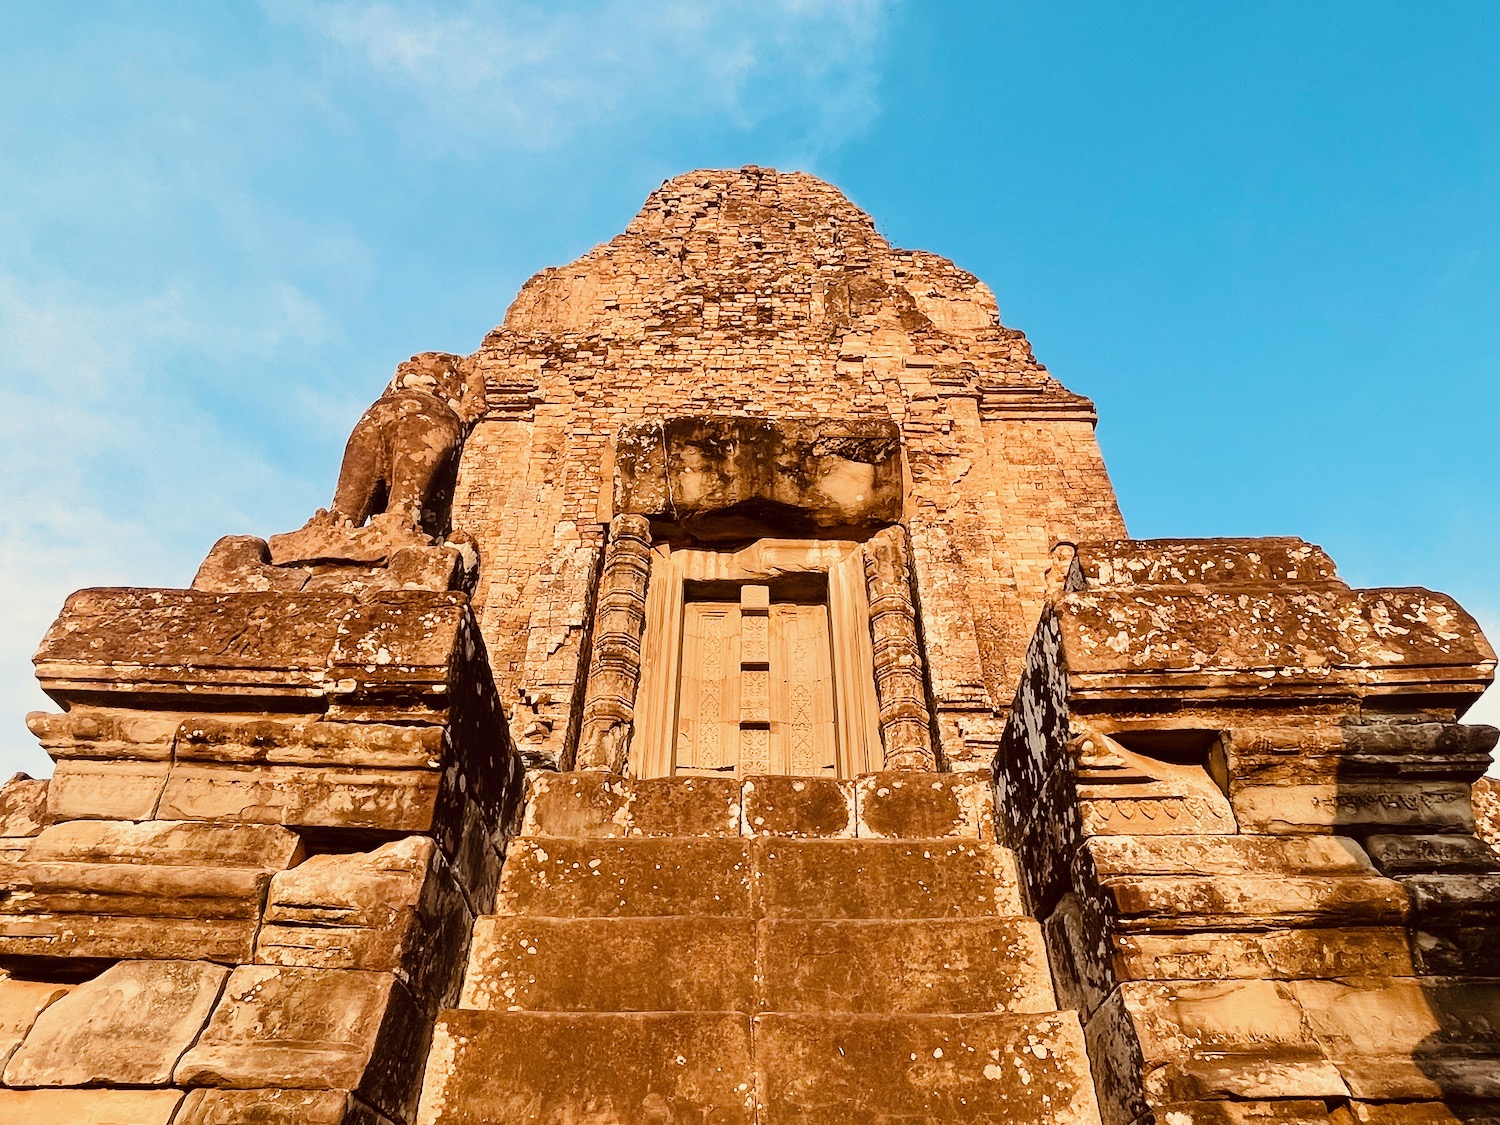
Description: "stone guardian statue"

(267, 351), (486, 565)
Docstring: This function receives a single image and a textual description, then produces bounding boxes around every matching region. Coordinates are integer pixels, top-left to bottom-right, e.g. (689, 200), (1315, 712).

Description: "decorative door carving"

(632, 541), (884, 779)
(672, 587), (838, 778)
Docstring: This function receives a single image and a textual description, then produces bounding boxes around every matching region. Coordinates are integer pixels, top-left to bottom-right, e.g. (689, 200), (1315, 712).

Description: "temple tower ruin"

(0, 168), (1496, 1124)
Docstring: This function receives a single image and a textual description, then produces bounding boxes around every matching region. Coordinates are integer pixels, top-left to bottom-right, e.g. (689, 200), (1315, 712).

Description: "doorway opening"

(631, 540), (882, 780)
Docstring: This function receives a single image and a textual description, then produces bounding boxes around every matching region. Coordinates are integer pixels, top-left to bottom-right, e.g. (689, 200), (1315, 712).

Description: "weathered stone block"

(628, 776), (742, 837)
(753, 838), (1023, 918)
(25, 707), (179, 762)
(0, 820), (301, 963)
(1290, 978), (1500, 1100)
(1350, 1101), (1500, 1124)
(157, 762), (441, 832)
(255, 837), (472, 1010)
(1234, 781), (1476, 835)
(1078, 538), (1342, 589)
(1151, 1100), (1343, 1124)
(613, 415), (903, 535)
(45, 758), (168, 820)
(1112, 927), (1414, 982)
(174, 715), (445, 770)
(21, 818), (303, 867)
(0, 778), (48, 841)
(518, 772), (744, 840)
(175, 965), (427, 1124)
(4, 960), (226, 1086)
(1043, 892), (1113, 1017)
(496, 838), (752, 918)
(1084, 834), (1378, 877)
(518, 771), (631, 838)
(753, 1011), (1099, 1124)
(32, 589), (355, 701)
(416, 1009), (754, 1125)
(1099, 873), (1408, 932)
(1058, 583), (1493, 705)
(854, 770), (993, 839)
(1366, 833), (1500, 875)
(741, 775), (854, 837)
(1411, 925), (1500, 976)
(461, 915), (755, 1012)
(1401, 872), (1500, 927)
(1091, 979), (1350, 1114)
(0, 978), (70, 1068)
(175, 1088), (397, 1125)
(0, 1089), (184, 1124)
(758, 918), (1054, 1014)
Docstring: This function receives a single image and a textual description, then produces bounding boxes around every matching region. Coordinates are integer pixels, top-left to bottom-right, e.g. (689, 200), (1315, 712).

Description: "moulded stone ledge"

(0, 820), (303, 964)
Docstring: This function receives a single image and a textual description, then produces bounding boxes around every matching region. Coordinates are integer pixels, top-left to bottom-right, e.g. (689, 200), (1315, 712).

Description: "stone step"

(520, 770), (995, 841)
(416, 1010), (755, 1125)
(460, 916), (757, 1012)
(495, 837), (1023, 920)
(415, 1009), (1099, 1125)
(755, 838), (1023, 919)
(757, 918), (1056, 1014)
(755, 1011), (1100, 1124)
(458, 916), (1055, 1015)
(495, 837), (752, 918)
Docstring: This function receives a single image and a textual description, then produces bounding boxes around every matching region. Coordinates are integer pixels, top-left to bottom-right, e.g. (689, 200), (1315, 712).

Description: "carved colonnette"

(574, 514), (654, 772)
(995, 537), (1500, 1125)
(863, 525), (938, 771)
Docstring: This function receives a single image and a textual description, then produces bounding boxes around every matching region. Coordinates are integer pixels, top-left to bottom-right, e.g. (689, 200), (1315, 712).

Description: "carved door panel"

(770, 603), (837, 775)
(633, 541), (884, 781)
(672, 592), (837, 777)
(674, 602), (741, 776)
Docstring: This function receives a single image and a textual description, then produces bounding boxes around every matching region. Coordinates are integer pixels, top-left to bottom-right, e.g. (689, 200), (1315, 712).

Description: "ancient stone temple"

(1, 167), (1497, 1124)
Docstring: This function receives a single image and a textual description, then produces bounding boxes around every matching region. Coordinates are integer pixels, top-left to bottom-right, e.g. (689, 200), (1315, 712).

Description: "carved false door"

(673, 585), (837, 777)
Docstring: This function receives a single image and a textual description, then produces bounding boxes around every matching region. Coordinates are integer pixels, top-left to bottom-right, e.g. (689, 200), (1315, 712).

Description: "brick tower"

(1, 168), (1496, 1124)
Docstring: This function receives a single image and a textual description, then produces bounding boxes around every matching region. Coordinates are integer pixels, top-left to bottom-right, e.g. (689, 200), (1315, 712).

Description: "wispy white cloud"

(263, 0), (893, 150)
(0, 271), (342, 775)
(0, 0), (899, 777)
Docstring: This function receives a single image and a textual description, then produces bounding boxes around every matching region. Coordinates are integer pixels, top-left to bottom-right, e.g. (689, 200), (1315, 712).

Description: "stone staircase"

(415, 772), (1102, 1124)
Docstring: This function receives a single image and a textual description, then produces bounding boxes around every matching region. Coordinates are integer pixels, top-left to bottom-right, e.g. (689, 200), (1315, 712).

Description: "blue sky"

(1, 1), (1496, 778)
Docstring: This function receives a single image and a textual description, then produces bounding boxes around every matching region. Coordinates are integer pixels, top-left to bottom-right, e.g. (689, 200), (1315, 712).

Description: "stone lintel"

(612, 415), (904, 537)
